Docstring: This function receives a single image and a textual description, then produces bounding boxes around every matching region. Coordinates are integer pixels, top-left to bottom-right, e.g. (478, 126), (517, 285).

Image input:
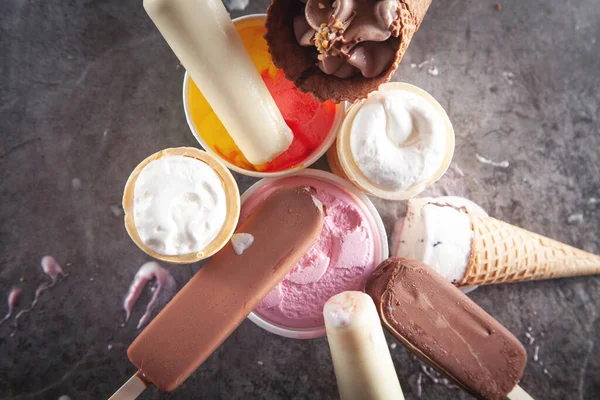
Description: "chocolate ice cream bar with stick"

(367, 258), (534, 400)
(110, 186), (324, 398)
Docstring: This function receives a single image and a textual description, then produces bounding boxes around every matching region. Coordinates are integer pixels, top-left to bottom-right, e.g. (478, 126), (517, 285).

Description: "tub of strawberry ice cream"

(239, 170), (388, 338)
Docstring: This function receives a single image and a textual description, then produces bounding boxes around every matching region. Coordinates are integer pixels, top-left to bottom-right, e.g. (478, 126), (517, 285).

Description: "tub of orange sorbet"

(183, 14), (344, 178)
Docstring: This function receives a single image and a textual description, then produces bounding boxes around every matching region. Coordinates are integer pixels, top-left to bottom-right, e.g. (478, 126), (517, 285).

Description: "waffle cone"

(265, 0), (432, 103)
(459, 215), (600, 286)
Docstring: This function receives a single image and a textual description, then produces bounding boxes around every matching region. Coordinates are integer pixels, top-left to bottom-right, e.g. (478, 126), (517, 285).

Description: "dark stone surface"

(1, 0), (599, 399)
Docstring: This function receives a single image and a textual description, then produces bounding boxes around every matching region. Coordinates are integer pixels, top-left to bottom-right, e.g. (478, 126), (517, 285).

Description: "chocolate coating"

(128, 186), (324, 391)
(266, 0), (432, 103)
(366, 258), (527, 400)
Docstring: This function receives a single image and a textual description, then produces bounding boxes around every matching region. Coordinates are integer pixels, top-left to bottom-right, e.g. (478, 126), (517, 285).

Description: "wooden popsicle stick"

(507, 384), (535, 400)
(109, 371), (149, 400)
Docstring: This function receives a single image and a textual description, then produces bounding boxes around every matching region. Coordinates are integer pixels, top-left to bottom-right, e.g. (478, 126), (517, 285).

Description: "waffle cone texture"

(265, 0), (432, 103)
(459, 215), (600, 286)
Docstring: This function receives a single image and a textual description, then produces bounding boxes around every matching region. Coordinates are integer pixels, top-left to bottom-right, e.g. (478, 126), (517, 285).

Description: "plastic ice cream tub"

(240, 170), (388, 339)
(183, 14), (345, 178)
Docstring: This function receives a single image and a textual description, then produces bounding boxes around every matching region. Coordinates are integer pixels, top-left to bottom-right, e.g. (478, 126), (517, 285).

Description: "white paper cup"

(182, 14), (345, 179)
(241, 170), (389, 339)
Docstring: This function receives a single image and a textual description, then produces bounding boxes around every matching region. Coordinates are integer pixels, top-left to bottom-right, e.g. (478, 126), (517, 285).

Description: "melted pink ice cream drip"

(0, 287), (23, 325)
(12, 256), (67, 336)
(122, 261), (176, 329)
(240, 177), (377, 329)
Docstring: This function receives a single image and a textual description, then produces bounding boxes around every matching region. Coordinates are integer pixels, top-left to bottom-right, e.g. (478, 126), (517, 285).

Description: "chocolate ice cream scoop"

(366, 258), (531, 400)
(266, 0), (432, 103)
(294, 0), (400, 78)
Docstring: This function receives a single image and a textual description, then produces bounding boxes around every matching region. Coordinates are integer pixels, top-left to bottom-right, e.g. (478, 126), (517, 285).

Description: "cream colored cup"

(122, 147), (240, 264)
(328, 82), (455, 200)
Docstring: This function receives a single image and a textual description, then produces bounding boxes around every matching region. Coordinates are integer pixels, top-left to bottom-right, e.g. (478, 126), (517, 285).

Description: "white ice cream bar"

(144, 0), (293, 165)
(324, 291), (405, 400)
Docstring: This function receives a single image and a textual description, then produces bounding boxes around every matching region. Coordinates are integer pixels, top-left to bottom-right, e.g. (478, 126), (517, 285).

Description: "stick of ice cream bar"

(323, 291), (405, 400)
(143, 0), (292, 166)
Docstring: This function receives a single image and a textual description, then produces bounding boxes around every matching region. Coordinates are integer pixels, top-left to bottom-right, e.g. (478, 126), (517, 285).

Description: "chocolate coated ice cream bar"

(366, 258), (530, 400)
(120, 186), (324, 394)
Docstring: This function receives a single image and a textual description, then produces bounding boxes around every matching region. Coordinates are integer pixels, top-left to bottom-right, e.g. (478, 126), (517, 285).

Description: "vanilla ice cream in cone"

(123, 147), (240, 264)
(266, 0), (433, 103)
(328, 82), (454, 200)
(394, 196), (600, 286)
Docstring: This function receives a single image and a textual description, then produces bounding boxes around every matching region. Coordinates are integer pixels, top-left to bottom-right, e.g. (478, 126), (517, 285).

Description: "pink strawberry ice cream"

(239, 175), (379, 330)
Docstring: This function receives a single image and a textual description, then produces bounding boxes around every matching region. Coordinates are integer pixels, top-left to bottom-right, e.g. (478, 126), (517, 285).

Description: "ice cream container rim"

(182, 13), (345, 179)
(122, 147), (241, 264)
(242, 169), (389, 339)
(335, 82), (456, 200)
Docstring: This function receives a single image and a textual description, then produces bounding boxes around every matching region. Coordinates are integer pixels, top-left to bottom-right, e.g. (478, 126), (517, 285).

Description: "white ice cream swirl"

(133, 155), (227, 256)
(350, 89), (448, 191)
(395, 197), (487, 284)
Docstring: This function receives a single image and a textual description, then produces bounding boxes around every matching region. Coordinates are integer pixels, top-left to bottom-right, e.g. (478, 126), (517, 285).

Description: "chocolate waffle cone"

(265, 0), (432, 103)
(459, 215), (600, 286)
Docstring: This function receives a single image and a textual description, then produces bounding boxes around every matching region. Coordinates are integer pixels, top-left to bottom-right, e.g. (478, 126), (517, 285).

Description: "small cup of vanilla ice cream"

(328, 82), (455, 200)
(122, 147), (240, 264)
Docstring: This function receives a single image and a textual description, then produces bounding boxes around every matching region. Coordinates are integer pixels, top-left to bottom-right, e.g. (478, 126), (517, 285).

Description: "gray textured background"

(1, 0), (599, 399)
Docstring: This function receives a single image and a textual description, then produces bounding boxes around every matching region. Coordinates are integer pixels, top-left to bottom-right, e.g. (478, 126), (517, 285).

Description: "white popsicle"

(324, 291), (405, 400)
(143, 0), (293, 165)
